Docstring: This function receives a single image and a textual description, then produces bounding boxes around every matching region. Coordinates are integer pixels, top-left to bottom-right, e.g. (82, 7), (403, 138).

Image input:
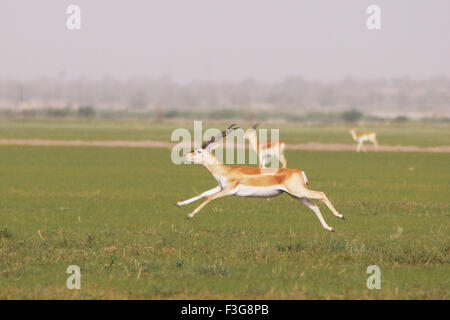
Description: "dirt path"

(286, 142), (450, 152)
(1, 139), (449, 152)
(0, 139), (170, 148)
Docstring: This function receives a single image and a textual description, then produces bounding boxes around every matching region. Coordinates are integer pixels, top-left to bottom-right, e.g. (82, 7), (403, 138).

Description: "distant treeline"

(1, 106), (448, 124)
(0, 77), (449, 117)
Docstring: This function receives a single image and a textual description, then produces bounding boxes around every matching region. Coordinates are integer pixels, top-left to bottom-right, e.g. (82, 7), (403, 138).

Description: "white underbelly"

(235, 185), (284, 198)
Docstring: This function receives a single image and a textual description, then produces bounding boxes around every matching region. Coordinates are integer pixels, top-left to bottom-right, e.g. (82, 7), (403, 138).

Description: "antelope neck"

(202, 157), (228, 176)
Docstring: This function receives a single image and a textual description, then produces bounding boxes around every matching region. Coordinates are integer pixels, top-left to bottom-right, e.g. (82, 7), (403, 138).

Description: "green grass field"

(1, 118), (450, 147)
(0, 119), (448, 299)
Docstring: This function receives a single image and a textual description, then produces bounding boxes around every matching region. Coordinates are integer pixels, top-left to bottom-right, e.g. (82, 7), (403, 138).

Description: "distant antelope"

(176, 125), (344, 232)
(244, 124), (287, 168)
(349, 128), (379, 152)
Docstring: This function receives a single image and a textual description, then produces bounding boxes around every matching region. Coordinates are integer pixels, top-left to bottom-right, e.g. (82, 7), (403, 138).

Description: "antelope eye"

(196, 150), (201, 154)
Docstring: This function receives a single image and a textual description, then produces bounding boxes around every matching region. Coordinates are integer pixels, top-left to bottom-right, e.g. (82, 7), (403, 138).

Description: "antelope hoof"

(340, 215), (345, 220)
(187, 214), (194, 219)
(175, 202), (181, 207)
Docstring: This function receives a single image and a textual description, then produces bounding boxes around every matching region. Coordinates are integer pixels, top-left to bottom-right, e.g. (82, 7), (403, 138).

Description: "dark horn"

(202, 124), (238, 149)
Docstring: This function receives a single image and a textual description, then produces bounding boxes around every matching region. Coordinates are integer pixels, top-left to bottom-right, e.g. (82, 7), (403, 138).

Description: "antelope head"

(184, 124), (238, 164)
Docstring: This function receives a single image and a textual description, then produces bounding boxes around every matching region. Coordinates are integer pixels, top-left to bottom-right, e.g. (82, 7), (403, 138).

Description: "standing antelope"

(176, 126), (344, 232)
(244, 124), (287, 168)
(349, 128), (379, 152)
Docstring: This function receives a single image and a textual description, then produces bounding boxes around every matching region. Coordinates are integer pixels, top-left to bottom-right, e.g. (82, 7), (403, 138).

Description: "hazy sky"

(1, 0), (449, 83)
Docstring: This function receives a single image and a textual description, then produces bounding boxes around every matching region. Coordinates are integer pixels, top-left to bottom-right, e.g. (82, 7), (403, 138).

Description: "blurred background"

(0, 0), (449, 124)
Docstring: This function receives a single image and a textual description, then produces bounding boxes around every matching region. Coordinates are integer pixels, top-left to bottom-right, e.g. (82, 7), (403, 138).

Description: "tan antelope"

(244, 124), (287, 168)
(176, 125), (344, 232)
(349, 128), (379, 152)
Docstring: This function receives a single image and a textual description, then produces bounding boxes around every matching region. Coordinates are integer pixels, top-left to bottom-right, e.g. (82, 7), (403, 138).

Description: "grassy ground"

(0, 145), (448, 299)
(1, 118), (449, 147)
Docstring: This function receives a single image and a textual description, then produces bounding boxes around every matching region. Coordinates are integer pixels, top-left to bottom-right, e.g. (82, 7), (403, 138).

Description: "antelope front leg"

(258, 154), (265, 169)
(356, 141), (362, 152)
(187, 185), (237, 219)
(176, 186), (221, 207)
(280, 153), (287, 168)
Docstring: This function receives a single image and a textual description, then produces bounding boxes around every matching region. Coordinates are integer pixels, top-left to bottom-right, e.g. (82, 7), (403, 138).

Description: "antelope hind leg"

(297, 197), (334, 232)
(303, 190), (344, 220)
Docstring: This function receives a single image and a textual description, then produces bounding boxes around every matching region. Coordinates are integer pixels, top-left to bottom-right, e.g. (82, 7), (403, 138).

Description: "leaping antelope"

(176, 125), (344, 232)
(244, 124), (287, 168)
(349, 128), (379, 152)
